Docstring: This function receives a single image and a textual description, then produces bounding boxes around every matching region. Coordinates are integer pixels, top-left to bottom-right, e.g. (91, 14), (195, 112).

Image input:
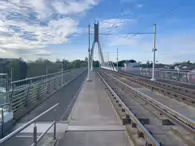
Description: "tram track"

(98, 70), (195, 146)
(110, 70), (195, 107)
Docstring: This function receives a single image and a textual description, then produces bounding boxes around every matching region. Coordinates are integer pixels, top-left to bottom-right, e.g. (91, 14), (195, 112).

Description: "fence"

(0, 103), (59, 146)
(0, 68), (86, 115)
(120, 67), (195, 84)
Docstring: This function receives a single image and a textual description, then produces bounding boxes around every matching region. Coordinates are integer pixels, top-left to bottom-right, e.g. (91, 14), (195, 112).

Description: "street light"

(87, 24), (92, 81)
(151, 24), (157, 81)
(117, 48), (118, 71)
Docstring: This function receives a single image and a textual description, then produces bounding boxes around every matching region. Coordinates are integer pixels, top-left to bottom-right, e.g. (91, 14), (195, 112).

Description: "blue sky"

(0, 0), (195, 64)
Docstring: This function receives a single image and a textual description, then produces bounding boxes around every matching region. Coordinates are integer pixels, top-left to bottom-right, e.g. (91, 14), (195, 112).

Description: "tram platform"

(56, 72), (132, 146)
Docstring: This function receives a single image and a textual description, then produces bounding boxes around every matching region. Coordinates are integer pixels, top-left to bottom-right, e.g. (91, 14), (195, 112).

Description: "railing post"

(53, 121), (56, 140)
(47, 80), (50, 94)
(25, 80), (32, 106)
(53, 78), (56, 90)
(186, 72), (188, 83)
(33, 122), (37, 146)
(8, 86), (15, 112)
(1, 109), (4, 138)
(53, 108), (56, 140)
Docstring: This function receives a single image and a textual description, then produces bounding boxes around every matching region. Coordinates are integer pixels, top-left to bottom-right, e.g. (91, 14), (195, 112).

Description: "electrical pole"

(151, 24), (157, 81)
(87, 25), (91, 81)
(117, 48), (118, 71)
(108, 52), (110, 68)
(45, 64), (48, 76)
(61, 61), (64, 84)
(108, 52), (109, 62)
(10, 68), (12, 89)
(45, 63), (48, 82)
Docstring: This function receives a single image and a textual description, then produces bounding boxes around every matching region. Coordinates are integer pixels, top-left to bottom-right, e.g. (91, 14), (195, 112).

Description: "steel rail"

(119, 71), (195, 95)
(111, 71), (195, 104)
(103, 71), (195, 133)
(98, 72), (161, 146)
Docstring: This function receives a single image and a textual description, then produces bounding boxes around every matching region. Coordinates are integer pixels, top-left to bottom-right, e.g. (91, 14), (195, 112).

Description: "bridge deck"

(56, 72), (132, 146)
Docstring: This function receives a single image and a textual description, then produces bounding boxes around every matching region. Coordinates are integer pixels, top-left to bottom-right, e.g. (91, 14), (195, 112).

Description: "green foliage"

(10, 58), (28, 80)
(71, 59), (87, 68)
(93, 60), (99, 67)
(0, 57), (88, 81)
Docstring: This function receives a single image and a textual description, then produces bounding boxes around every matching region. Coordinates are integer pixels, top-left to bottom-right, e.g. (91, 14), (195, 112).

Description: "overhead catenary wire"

(124, 0), (184, 39)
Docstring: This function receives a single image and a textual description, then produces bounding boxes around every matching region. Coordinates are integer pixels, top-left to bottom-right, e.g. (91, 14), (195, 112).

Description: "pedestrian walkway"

(56, 72), (132, 146)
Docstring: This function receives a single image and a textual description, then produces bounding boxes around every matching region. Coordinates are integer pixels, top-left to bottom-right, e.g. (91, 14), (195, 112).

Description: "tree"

(129, 59), (136, 63)
(93, 60), (100, 67)
(9, 59), (28, 81)
(62, 59), (70, 69)
(187, 60), (191, 64)
(146, 60), (150, 67)
(0, 58), (88, 80)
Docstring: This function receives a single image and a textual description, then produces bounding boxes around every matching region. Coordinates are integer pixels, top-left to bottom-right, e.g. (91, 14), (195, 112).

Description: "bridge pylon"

(90, 21), (104, 71)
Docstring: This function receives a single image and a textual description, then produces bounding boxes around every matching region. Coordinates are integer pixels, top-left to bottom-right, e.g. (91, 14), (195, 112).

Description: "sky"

(0, 0), (195, 64)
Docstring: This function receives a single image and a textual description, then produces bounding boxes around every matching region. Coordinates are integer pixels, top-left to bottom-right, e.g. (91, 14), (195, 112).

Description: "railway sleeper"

(122, 116), (132, 125)
(138, 118), (150, 125)
(161, 119), (174, 126)
(171, 127), (195, 146)
(122, 74), (195, 104)
(126, 125), (149, 146)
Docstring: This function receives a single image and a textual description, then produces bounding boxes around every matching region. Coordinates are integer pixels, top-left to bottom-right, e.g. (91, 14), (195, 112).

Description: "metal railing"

(0, 68), (86, 115)
(10, 68), (77, 89)
(120, 67), (195, 84)
(0, 103), (59, 146)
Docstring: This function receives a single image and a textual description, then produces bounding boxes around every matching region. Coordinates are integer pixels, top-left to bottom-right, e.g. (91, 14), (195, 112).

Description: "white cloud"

(104, 32), (195, 63)
(136, 4), (143, 8)
(106, 34), (142, 46)
(52, 0), (97, 15)
(0, 48), (6, 53)
(99, 18), (136, 33)
(0, 0), (99, 60)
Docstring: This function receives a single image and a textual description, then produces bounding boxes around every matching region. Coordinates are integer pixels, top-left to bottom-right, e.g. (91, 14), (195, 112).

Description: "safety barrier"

(0, 68), (86, 115)
(0, 103), (59, 146)
(120, 68), (195, 84)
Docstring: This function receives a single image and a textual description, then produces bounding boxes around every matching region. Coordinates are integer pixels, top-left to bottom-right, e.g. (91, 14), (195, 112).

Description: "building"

(123, 62), (141, 72)
(124, 62), (140, 69)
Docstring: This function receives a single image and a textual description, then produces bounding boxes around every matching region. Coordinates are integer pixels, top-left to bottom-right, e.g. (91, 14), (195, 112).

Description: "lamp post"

(151, 24), (157, 81)
(117, 48), (118, 71)
(87, 25), (91, 81)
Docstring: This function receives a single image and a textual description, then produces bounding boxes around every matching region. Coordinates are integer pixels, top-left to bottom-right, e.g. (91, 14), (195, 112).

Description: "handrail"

(11, 70), (71, 84)
(0, 103), (10, 108)
(35, 121), (55, 144)
(0, 103), (59, 144)
(3, 71), (71, 93)
(11, 67), (85, 84)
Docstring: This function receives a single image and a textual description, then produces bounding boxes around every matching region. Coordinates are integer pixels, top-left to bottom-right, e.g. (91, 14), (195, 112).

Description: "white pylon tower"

(90, 21), (104, 71)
